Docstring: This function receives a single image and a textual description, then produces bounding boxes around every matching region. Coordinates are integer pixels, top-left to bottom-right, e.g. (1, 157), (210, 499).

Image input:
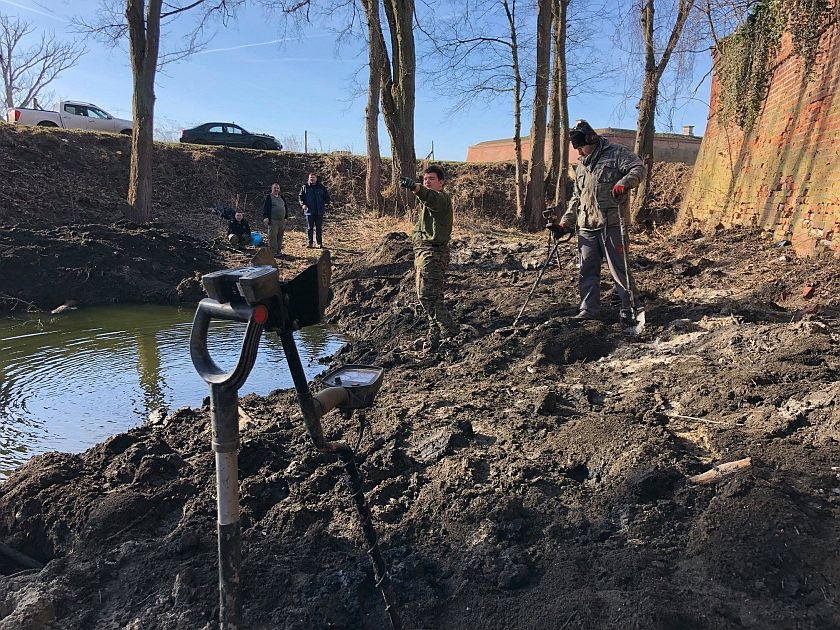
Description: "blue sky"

(1, 0), (713, 161)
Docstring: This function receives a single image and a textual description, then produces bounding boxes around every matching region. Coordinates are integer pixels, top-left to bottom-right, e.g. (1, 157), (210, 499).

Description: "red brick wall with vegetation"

(682, 26), (840, 257)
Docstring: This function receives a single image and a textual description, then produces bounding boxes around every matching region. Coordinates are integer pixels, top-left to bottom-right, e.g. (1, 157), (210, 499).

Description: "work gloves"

(612, 183), (626, 196)
(399, 176), (417, 190)
(546, 222), (572, 237)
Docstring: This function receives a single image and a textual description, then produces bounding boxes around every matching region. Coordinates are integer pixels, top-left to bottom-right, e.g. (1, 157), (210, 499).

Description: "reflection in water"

(136, 327), (164, 411)
(0, 305), (346, 480)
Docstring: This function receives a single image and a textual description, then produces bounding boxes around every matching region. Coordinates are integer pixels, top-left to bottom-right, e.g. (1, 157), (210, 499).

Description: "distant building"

(466, 126), (703, 164)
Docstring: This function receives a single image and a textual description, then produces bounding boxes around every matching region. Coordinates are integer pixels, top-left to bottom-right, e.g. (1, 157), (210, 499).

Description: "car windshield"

(88, 107), (110, 119)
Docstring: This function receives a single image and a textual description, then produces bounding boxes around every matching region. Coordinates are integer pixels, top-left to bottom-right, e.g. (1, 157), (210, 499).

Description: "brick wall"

(682, 25), (840, 257)
(466, 129), (702, 164)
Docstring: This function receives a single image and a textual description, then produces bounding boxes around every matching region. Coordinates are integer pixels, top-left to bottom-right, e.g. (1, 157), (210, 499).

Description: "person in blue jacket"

(298, 172), (331, 248)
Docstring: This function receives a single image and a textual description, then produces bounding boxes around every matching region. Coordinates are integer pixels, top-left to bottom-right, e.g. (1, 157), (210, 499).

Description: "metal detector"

(511, 216), (573, 329)
(190, 253), (401, 630)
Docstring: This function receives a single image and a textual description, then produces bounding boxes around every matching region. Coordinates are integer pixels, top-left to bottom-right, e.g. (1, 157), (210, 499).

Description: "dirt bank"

(1, 125), (839, 629)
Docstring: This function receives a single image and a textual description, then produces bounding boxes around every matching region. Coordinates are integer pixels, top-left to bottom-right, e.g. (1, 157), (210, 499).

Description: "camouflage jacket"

(561, 138), (646, 230)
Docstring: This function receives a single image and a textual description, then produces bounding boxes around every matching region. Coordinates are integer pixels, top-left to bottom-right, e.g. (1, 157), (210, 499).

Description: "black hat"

(570, 119), (598, 148)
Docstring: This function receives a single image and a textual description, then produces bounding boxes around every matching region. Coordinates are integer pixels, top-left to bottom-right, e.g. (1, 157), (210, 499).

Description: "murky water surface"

(0, 305), (345, 479)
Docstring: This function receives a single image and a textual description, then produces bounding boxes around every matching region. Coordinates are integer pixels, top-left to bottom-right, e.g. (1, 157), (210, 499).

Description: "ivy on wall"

(715, 0), (837, 131)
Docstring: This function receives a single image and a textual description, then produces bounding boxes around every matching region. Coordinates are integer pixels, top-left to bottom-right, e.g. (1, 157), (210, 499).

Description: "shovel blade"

(624, 308), (646, 337)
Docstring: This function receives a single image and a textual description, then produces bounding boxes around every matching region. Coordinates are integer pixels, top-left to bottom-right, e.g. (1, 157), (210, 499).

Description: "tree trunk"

(632, 0), (695, 220)
(633, 73), (657, 219)
(503, 0), (525, 220)
(633, 0), (656, 220)
(546, 0), (570, 209)
(363, 0), (384, 216)
(379, 0), (416, 211)
(126, 0), (162, 223)
(524, 0), (552, 231)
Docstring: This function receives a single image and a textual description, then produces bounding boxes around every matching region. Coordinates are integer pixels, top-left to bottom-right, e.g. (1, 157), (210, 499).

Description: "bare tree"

(0, 11), (84, 115)
(262, 0), (416, 212)
(375, 0), (417, 198)
(523, 0), (552, 231)
(78, 0), (243, 222)
(124, 0), (162, 221)
(422, 0), (533, 218)
(545, 0), (570, 209)
(630, 0), (697, 217)
(423, 1), (610, 223)
(504, 0), (527, 220)
(360, 0), (385, 215)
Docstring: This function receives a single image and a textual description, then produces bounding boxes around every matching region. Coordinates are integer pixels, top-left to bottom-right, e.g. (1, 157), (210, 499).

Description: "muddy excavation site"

(0, 127), (839, 629)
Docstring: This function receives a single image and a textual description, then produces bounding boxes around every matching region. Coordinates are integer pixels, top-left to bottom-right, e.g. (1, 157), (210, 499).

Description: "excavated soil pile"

(1, 126), (838, 629)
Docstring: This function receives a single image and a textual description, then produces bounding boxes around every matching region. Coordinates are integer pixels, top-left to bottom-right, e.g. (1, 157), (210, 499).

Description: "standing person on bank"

(262, 183), (288, 257)
(399, 165), (459, 351)
(549, 120), (646, 326)
(298, 172), (331, 248)
(227, 210), (252, 248)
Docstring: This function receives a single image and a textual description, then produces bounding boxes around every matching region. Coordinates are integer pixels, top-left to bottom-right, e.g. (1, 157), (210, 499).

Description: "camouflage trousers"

(413, 241), (458, 339)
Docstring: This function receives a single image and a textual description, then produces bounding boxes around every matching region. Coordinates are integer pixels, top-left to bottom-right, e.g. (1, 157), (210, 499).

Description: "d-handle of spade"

(190, 299), (268, 630)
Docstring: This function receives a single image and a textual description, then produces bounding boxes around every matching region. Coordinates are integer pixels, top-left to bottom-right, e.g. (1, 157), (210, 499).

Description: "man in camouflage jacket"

(554, 120), (646, 325)
(399, 165), (459, 350)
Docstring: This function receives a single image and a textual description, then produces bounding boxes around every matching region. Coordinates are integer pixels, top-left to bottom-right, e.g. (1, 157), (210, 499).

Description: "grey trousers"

(577, 226), (638, 313)
(268, 218), (285, 254)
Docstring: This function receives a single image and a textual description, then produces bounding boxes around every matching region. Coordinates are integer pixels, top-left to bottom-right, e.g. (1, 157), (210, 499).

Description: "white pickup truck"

(6, 101), (133, 134)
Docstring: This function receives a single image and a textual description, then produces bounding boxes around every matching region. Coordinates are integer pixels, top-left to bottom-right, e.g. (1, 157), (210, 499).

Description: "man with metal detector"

(547, 120), (646, 331)
(399, 165), (459, 351)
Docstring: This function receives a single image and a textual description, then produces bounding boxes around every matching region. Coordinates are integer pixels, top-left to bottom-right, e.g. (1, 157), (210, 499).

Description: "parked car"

(6, 101), (133, 134)
(179, 122), (282, 150)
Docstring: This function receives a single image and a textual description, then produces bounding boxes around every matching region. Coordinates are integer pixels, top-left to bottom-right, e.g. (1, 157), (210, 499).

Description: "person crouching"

(227, 210), (252, 248)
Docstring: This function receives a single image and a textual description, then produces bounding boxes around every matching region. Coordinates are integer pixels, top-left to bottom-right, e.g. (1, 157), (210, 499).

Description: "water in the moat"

(0, 304), (346, 480)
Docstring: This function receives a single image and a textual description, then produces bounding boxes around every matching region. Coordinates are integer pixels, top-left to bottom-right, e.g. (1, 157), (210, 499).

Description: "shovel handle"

(190, 298), (266, 387)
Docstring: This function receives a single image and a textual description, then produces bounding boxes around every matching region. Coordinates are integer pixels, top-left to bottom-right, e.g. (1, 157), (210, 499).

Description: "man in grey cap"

(548, 120), (646, 326)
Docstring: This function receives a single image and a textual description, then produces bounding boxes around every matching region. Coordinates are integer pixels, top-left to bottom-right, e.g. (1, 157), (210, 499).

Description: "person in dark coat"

(227, 210), (252, 248)
(550, 119), (646, 326)
(298, 172), (331, 248)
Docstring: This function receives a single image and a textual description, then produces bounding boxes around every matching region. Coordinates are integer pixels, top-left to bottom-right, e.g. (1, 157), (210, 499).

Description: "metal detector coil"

(321, 365), (384, 409)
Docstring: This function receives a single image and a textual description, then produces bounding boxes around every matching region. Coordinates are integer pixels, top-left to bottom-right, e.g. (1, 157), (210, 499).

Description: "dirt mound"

(2, 124), (839, 629)
(0, 223), (221, 312)
(2, 224), (840, 629)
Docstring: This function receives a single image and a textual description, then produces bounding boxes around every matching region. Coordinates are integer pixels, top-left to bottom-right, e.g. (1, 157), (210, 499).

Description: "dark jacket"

(263, 193), (288, 221)
(298, 181), (330, 217)
(227, 217), (251, 240)
(561, 138), (646, 230)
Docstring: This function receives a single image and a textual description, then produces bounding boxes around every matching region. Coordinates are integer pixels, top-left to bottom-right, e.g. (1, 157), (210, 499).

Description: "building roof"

(469, 127), (703, 148)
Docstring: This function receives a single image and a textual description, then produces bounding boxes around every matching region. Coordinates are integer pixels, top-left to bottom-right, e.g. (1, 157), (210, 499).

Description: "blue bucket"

(251, 232), (263, 246)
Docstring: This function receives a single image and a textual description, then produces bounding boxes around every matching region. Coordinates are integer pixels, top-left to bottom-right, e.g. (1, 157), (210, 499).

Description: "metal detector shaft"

(279, 331), (402, 630)
(190, 299), (267, 630)
(512, 233), (569, 328)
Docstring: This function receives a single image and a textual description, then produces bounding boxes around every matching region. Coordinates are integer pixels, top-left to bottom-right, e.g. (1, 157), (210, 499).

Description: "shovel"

(616, 191), (645, 337)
